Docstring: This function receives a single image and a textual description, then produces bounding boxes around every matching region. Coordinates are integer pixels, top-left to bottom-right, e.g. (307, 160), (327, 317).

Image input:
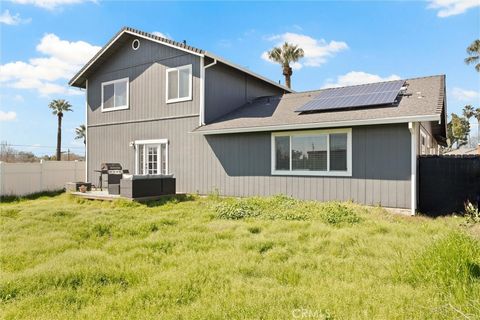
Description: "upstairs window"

(101, 78), (129, 112)
(272, 128), (352, 176)
(166, 64), (192, 103)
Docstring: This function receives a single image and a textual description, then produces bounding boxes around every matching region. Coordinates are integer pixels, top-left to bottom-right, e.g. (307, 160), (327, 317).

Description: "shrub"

(464, 201), (480, 225)
(320, 202), (361, 225)
(215, 201), (259, 220)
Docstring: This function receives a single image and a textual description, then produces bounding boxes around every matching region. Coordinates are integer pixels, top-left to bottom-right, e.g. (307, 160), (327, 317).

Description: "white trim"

(134, 139), (169, 175)
(85, 79), (88, 182)
(132, 39), (140, 50)
(409, 122), (417, 216)
(193, 114), (441, 135)
(70, 29), (291, 93)
(69, 29), (203, 87)
(166, 64), (193, 104)
(101, 77), (129, 112)
(199, 57), (205, 126)
(199, 58), (217, 125)
(134, 139), (168, 145)
(270, 128), (352, 177)
(206, 52), (292, 92)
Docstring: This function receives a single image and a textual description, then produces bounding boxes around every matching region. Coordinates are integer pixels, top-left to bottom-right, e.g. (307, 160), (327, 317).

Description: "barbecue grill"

(100, 163), (123, 194)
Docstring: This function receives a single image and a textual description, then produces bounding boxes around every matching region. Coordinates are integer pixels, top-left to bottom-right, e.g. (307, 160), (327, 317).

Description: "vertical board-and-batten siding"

(87, 35), (201, 126)
(204, 63), (286, 123)
(86, 35), (411, 208)
(89, 120), (411, 208)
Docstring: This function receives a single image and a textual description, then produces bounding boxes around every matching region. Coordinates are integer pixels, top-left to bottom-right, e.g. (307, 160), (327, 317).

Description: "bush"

(215, 201), (259, 220)
(320, 202), (361, 225)
(464, 201), (480, 225)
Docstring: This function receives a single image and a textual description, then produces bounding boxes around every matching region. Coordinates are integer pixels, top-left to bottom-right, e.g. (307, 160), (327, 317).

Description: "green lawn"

(1, 193), (479, 319)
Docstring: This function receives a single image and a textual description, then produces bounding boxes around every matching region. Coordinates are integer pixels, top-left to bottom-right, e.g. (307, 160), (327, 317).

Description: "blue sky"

(1, 0), (479, 156)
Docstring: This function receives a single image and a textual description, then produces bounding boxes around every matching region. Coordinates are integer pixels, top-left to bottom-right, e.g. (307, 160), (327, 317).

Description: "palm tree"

(75, 124), (86, 145)
(48, 99), (72, 161)
(475, 108), (480, 145)
(267, 42), (304, 89)
(463, 105), (475, 147)
(465, 39), (480, 72)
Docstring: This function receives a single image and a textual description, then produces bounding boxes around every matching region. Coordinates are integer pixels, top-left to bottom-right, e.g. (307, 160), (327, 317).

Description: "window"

(271, 129), (352, 176)
(132, 39), (140, 50)
(420, 131), (427, 155)
(101, 78), (129, 112)
(135, 139), (168, 175)
(166, 64), (192, 103)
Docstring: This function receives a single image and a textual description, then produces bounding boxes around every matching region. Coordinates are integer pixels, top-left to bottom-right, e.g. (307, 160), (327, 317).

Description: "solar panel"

(295, 80), (405, 113)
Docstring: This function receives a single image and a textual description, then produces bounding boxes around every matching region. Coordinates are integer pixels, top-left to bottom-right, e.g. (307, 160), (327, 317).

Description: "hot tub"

(120, 174), (176, 199)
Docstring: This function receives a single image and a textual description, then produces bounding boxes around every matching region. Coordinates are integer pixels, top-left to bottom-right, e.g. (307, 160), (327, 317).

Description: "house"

(69, 27), (447, 215)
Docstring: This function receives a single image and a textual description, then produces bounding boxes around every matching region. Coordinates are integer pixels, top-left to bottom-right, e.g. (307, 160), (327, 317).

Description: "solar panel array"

(295, 80), (405, 113)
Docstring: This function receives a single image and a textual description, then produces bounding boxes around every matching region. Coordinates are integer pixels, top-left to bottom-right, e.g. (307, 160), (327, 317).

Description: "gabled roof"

(69, 26), (292, 92)
(193, 75), (447, 135)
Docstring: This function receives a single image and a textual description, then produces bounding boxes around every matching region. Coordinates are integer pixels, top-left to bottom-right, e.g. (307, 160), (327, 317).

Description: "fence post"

(0, 161), (4, 197)
(40, 159), (44, 192)
(74, 160), (78, 182)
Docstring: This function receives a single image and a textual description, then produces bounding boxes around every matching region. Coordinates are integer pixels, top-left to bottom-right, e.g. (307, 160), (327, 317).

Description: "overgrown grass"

(1, 193), (479, 319)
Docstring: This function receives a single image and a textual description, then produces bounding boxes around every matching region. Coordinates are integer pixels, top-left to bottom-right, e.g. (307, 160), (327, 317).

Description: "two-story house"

(69, 27), (447, 215)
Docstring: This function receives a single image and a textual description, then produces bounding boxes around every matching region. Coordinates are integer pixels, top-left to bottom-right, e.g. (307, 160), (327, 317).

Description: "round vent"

(132, 39), (140, 50)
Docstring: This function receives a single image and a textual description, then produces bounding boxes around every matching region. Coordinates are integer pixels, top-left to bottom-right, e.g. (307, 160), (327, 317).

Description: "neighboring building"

(444, 146), (480, 155)
(69, 27), (447, 215)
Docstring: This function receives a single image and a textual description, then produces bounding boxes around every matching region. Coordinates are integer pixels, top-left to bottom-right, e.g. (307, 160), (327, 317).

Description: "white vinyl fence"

(0, 160), (85, 197)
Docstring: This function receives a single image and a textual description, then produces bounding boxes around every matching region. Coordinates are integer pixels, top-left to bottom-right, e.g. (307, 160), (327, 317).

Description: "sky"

(1, 0), (479, 156)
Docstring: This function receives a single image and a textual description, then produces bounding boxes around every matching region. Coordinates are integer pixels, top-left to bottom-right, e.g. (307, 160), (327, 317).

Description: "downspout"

(85, 79), (88, 182)
(408, 122), (417, 216)
(199, 58), (217, 126)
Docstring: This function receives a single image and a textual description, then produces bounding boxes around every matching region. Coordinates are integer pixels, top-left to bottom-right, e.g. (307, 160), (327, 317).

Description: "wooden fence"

(0, 160), (85, 197)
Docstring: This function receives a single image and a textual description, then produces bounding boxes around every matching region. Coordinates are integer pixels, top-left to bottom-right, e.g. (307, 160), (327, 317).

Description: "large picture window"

(271, 129), (352, 176)
(135, 139), (168, 175)
(101, 78), (129, 112)
(166, 64), (192, 103)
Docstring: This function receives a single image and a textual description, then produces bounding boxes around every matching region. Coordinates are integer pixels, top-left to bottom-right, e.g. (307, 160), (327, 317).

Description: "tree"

(476, 108), (480, 145)
(75, 124), (86, 145)
(48, 99), (72, 161)
(463, 105), (475, 146)
(448, 113), (470, 148)
(267, 42), (304, 89)
(465, 39), (480, 72)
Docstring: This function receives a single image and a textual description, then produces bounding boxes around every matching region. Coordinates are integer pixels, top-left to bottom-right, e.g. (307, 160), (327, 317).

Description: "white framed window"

(166, 64), (192, 103)
(135, 139), (168, 175)
(420, 130), (427, 155)
(101, 77), (129, 112)
(271, 128), (352, 177)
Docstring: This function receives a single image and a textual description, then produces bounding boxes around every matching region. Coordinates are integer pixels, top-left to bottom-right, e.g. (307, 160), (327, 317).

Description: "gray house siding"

(204, 63), (285, 123)
(87, 37), (201, 126)
(88, 119), (411, 208)
(84, 35), (411, 209)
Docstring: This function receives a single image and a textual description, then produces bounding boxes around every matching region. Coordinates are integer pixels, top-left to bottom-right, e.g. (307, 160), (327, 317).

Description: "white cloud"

(262, 32), (348, 69)
(427, 0), (480, 17)
(151, 31), (170, 39)
(323, 71), (402, 88)
(452, 87), (480, 101)
(0, 111), (17, 121)
(0, 10), (30, 25)
(11, 0), (96, 10)
(0, 33), (100, 96)
(13, 94), (24, 102)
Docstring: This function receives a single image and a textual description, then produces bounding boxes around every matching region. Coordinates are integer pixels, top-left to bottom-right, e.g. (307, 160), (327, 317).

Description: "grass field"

(1, 193), (479, 319)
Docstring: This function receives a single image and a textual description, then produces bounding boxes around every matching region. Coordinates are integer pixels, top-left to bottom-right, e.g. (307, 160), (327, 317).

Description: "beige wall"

(0, 161), (85, 196)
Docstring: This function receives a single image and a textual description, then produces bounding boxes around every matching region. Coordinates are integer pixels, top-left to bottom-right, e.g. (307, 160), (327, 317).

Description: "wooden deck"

(70, 190), (183, 202)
